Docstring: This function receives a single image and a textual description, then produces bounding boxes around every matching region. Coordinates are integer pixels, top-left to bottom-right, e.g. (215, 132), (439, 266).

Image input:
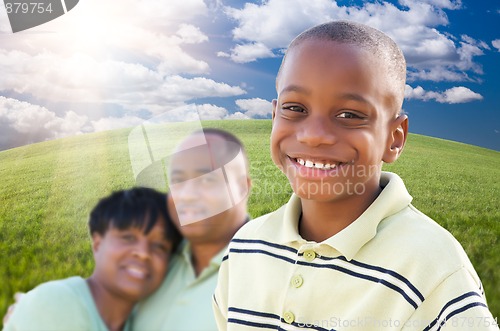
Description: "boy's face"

(91, 220), (171, 302)
(272, 39), (407, 202)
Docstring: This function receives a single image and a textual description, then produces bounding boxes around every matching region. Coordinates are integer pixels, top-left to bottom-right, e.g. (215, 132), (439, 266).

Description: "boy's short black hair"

(88, 187), (181, 249)
(278, 20), (407, 110)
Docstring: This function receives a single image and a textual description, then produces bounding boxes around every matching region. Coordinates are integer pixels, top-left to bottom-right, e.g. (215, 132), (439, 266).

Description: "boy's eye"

(337, 111), (363, 119)
(282, 104), (306, 113)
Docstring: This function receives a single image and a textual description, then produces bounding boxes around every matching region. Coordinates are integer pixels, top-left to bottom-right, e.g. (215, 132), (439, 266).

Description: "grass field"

(0, 119), (498, 326)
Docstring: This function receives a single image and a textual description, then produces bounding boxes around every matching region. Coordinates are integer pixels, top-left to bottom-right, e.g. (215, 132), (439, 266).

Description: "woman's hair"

(88, 187), (182, 249)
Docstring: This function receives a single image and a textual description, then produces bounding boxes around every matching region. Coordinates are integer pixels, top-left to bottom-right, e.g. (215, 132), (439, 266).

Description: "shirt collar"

(178, 215), (250, 267)
(277, 172), (412, 260)
(179, 239), (227, 269)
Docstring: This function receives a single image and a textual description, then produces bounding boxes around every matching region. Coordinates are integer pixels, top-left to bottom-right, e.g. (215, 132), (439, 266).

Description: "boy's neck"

(299, 185), (382, 242)
(86, 277), (135, 331)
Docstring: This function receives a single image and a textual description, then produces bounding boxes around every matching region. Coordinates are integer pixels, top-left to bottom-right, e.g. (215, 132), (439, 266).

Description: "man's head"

(271, 20), (408, 202)
(167, 128), (251, 244)
(89, 187), (181, 302)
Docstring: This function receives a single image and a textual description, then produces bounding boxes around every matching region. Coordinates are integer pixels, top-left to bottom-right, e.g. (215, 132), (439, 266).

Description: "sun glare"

(59, 1), (126, 56)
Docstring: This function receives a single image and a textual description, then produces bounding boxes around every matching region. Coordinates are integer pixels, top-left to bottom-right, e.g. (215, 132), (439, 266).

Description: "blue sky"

(0, 0), (499, 151)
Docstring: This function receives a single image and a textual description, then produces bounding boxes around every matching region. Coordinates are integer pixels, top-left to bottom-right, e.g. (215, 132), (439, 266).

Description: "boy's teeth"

(314, 162), (324, 169)
(296, 158), (337, 170)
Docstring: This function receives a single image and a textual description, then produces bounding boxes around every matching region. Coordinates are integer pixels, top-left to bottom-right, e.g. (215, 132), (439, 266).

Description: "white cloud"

(90, 103), (232, 136)
(0, 51), (245, 112)
(155, 76), (246, 103)
(196, 104), (229, 120)
(457, 41), (484, 74)
(405, 85), (427, 100)
(225, 0), (338, 47)
(217, 51), (230, 58)
(0, 1), (246, 150)
(175, 24), (209, 44)
(399, 0), (462, 10)
(0, 96), (88, 149)
(461, 35), (489, 50)
(441, 86), (483, 103)
(407, 67), (472, 82)
(0, 51), (158, 102)
(492, 39), (500, 52)
(0, 0), (218, 106)
(0, 0), (210, 71)
(405, 85), (483, 103)
(235, 98), (273, 118)
(0, 5), (10, 33)
(226, 111), (250, 120)
(0, 97), (87, 135)
(222, 0), (484, 82)
(47, 111), (89, 139)
(131, 0), (208, 27)
(91, 115), (145, 133)
(229, 43), (275, 63)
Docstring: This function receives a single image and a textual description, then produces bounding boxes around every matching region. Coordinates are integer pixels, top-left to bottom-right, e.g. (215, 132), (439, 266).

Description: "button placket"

(290, 274), (303, 288)
(303, 249), (316, 262)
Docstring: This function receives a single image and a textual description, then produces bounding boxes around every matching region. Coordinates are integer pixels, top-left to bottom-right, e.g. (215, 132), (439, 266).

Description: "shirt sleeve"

(402, 267), (499, 331)
(213, 252), (229, 331)
(3, 281), (90, 331)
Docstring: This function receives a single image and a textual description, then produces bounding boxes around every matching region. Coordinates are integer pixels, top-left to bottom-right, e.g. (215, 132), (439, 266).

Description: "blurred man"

(132, 128), (251, 330)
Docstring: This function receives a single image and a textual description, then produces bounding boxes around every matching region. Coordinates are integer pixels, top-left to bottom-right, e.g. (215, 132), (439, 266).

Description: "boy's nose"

(297, 116), (337, 147)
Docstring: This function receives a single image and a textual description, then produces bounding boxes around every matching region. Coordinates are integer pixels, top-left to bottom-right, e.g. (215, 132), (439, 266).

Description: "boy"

(4, 187), (181, 331)
(213, 21), (498, 330)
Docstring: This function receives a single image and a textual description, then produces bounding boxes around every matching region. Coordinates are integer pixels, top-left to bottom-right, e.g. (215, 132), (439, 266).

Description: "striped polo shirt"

(213, 172), (497, 331)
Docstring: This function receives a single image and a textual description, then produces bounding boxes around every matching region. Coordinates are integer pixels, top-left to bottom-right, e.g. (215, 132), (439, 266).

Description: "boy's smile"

(272, 39), (407, 203)
(288, 155), (354, 180)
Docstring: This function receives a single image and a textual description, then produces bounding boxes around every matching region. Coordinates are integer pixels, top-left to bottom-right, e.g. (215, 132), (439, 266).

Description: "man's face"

(91, 221), (171, 302)
(167, 133), (249, 242)
(272, 39), (406, 202)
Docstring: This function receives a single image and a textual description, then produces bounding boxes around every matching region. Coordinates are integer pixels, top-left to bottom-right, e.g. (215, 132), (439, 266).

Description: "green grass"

(0, 119), (498, 325)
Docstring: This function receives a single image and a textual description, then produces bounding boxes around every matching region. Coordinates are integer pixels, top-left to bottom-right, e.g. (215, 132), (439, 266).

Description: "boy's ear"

(272, 99), (277, 121)
(91, 233), (103, 254)
(383, 114), (408, 164)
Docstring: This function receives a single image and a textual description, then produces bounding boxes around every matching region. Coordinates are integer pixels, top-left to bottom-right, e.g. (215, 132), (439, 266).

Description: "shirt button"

(283, 311), (295, 324)
(290, 275), (303, 288)
(303, 249), (316, 261)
